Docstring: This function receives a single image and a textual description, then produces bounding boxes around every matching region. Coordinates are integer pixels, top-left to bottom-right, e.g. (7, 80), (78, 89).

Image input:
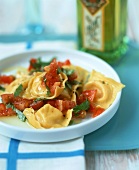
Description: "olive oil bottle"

(77, 0), (128, 64)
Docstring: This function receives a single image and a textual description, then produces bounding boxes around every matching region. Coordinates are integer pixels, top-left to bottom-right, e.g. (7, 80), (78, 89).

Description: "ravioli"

(83, 70), (125, 109)
(23, 104), (72, 129)
(23, 72), (68, 100)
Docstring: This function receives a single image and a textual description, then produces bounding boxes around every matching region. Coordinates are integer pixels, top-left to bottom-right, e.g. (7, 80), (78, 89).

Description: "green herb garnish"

(62, 68), (74, 76)
(31, 57), (55, 72)
(65, 81), (72, 90)
(6, 103), (26, 122)
(69, 120), (74, 125)
(57, 67), (62, 74)
(0, 85), (5, 91)
(73, 99), (90, 114)
(14, 84), (23, 97)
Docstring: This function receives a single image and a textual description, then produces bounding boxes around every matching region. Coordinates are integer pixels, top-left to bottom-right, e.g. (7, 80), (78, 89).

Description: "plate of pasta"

(0, 48), (125, 142)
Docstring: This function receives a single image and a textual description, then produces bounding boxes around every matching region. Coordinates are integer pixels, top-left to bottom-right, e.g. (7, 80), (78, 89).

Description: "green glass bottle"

(77, 0), (128, 64)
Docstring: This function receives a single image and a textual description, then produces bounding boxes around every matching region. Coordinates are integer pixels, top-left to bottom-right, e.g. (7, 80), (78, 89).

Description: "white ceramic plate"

(0, 48), (122, 142)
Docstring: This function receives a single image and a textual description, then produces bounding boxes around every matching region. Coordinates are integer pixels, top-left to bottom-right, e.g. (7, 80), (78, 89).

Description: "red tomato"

(30, 100), (44, 110)
(0, 103), (16, 116)
(0, 103), (6, 112)
(1, 94), (14, 104)
(57, 59), (71, 68)
(13, 97), (33, 111)
(77, 90), (97, 104)
(44, 59), (60, 94)
(28, 58), (37, 71)
(46, 100), (75, 112)
(0, 75), (15, 84)
(92, 107), (105, 118)
(82, 90), (97, 103)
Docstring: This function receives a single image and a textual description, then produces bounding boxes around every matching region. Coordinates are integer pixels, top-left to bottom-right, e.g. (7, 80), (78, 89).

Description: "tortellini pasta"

(83, 70), (125, 109)
(23, 104), (72, 128)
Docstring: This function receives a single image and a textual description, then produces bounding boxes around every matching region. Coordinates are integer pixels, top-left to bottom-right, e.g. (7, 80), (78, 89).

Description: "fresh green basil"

(73, 99), (90, 114)
(14, 84), (23, 97)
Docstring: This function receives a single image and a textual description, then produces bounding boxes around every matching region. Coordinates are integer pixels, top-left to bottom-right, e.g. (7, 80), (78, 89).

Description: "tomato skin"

(77, 90), (97, 104)
(46, 100), (75, 112)
(28, 58), (37, 71)
(58, 59), (71, 68)
(13, 97), (33, 111)
(0, 103), (16, 116)
(90, 106), (105, 118)
(1, 94), (33, 111)
(0, 75), (15, 84)
(30, 100), (44, 110)
(1, 94), (14, 104)
(0, 103), (6, 112)
(44, 59), (61, 94)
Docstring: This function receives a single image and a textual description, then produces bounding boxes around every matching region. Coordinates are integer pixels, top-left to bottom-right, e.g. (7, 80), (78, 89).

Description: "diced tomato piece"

(77, 90), (97, 104)
(13, 97), (33, 111)
(5, 108), (16, 116)
(0, 75), (15, 84)
(46, 100), (56, 107)
(0, 103), (16, 117)
(28, 58), (37, 71)
(50, 82), (61, 94)
(0, 103), (6, 112)
(1, 94), (14, 104)
(30, 100), (44, 110)
(91, 107), (105, 118)
(46, 100), (75, 112)
(44, 59), (61, 94)
(82, 90), (97, 103)
(57, 59), (71, 68)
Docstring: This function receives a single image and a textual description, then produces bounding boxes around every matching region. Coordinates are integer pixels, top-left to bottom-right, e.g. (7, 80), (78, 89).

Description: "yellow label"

(81, 0), (109, 51)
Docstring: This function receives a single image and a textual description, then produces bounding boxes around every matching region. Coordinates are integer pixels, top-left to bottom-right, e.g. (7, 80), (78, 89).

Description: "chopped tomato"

(0, 103), (16, 117)
(0, 75), (15, 84)
(46, 100), (75, 112)
(44, 59), (61, 94)
(13, 97), (33, 111)
(1, 94), (14, 104)
(1, 94), (33, 111)
(77, 90), (97, 104)
(0, 103), (6, 112)
(57, 59), (71, 68)
(91, 106), (105, 118)
(30, 100), (44, 110)
(82, 90), (97, 103)
(28, 58), (37, 71)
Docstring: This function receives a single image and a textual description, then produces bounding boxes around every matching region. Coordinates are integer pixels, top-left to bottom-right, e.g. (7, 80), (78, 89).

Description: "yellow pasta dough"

(23, 104), (72, 128)
(22, 72), (68, 99)
(83, 70), (125, 109)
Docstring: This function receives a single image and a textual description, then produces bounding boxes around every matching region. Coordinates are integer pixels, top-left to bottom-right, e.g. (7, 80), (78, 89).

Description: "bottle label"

(81, 0), (109, 51)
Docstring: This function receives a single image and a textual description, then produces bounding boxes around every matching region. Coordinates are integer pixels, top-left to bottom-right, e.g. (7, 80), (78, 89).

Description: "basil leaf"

(14, 84), (23, 97)
(65, 81), (72, 90)
(73, 99), (90, 114)
(69, 120), (74, 125)
(31, 57), (56, 71)
(57, 67), (62, 74)
(6, 103), (26, 122)
(46, 86), (51, 96)
(0, 85), (5, 91)
(15, 108), (26, 122)
(62, 68), (74, 76)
